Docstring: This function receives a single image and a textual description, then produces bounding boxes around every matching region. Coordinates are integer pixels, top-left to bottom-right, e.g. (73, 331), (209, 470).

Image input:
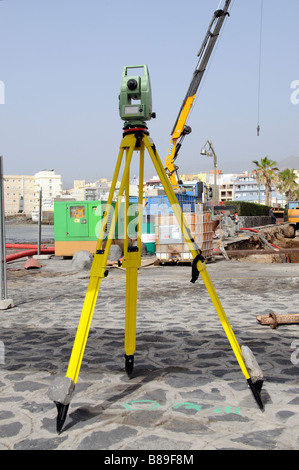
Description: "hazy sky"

(0, 0), (298, 188)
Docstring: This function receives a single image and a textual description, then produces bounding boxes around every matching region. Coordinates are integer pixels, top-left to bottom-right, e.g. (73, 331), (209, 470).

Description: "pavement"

(1, 252), (299, 451)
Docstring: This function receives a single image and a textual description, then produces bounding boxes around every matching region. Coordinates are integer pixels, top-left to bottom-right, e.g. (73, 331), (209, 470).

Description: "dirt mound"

(225, 224), (299, 263)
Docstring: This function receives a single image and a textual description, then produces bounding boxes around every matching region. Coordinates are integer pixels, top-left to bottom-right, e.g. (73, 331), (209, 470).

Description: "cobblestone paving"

(1, 257), (299, 450)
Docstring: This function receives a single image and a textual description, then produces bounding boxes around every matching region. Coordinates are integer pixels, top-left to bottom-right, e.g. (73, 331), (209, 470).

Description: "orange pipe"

(6, 243), (54, 251)
(5, 245), (55, 262)
(6, 249), (38, 262)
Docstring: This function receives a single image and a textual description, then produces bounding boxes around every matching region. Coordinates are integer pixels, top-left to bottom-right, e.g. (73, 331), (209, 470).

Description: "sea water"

(4, 223), (54, 244)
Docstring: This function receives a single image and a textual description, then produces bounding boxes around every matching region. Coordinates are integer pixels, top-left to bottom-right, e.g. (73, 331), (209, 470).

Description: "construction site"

(1, 0), (299, 455)
(1, 219), (299, 450)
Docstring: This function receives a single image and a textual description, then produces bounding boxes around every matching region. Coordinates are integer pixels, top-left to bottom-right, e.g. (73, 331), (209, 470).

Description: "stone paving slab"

(0, 256), (299, 450)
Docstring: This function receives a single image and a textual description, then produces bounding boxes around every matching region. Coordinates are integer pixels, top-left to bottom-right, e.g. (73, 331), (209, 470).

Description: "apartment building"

(215, 173), (283, 205)
(34, 170), (63, 210)
(4, 175), (35, 215)
(233, 175), (261, 203)
(4, 170), (62, 216)
(183, 171), (285, 205)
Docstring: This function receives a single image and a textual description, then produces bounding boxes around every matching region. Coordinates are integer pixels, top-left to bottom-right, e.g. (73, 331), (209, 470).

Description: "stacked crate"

(155, 208), (213, 262)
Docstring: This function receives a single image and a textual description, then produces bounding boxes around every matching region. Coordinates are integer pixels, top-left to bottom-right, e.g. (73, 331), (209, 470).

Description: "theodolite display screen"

(124, 106), (140, 115)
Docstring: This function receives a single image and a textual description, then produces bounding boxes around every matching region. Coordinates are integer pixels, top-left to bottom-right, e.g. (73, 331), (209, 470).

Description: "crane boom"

(165, 0), (231, 188)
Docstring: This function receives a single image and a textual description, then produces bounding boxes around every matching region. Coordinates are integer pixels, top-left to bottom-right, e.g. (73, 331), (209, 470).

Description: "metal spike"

(55, 402), (69, 434)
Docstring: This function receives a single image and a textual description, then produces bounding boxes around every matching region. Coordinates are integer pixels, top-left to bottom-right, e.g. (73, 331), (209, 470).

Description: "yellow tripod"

(49, 126), (264, 434)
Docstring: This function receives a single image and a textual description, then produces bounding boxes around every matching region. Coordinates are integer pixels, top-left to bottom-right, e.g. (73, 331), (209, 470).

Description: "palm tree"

(251, 168), (262, 204)
(252, 156), (279, 206)
(291, 187), (299, 202)
(276, 168), (299, 205)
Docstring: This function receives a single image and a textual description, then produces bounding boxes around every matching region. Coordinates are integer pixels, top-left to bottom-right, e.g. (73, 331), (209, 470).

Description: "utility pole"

(201, 140), (218, 205)
(0, 156), (13, 310)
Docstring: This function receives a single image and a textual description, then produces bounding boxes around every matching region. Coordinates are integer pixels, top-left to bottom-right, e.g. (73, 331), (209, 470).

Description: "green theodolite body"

(119, 65), (153, 126)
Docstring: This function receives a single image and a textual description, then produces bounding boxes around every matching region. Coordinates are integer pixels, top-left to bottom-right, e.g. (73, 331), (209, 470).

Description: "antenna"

(257, 0), (264, 136)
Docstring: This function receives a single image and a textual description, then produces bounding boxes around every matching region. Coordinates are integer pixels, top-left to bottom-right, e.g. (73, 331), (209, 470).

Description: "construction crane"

(165, 0), (232, 189)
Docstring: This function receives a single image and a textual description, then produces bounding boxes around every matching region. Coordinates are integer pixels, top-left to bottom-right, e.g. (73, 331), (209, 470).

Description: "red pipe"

(6, 249), (38, 262)
(5, 244), (55, 262)
(239, 228), (289, 263)
(6, 243), (54, 251)
(239, 228), (259, 233)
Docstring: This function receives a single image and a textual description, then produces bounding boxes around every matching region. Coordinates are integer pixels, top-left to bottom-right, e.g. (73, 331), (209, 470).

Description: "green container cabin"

(54, 200), (139, 257)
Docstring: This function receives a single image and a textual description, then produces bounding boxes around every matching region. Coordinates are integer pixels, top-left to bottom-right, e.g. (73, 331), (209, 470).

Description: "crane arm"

(165, 1), (231, 187)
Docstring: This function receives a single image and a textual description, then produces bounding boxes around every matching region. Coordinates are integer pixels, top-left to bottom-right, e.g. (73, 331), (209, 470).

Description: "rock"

(241, 345), (264, 383)
(108, 244), (122, 261)
(0, 299), (14, 310)
(48, 376), (75, 405)
(284, 224), (295, 238)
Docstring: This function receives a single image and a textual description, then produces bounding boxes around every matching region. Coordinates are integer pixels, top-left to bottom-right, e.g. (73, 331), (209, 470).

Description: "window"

(70, 206), (85, 218)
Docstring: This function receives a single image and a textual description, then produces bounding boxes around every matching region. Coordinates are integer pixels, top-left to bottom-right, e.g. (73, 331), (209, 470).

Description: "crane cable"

(257, 0), (264, 136)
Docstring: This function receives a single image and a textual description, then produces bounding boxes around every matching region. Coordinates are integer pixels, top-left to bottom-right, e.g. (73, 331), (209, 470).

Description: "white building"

(33, 170), (63, 211)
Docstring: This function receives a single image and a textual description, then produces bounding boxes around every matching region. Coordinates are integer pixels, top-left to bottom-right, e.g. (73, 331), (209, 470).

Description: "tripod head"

(119, 65), (156, 128)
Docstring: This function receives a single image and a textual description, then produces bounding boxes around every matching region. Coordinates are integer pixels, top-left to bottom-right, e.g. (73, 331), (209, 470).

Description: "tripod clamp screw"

(191, 252), (206, 283)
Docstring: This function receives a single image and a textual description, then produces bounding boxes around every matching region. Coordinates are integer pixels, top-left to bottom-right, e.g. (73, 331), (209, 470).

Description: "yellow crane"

(165, 0), (231, 188)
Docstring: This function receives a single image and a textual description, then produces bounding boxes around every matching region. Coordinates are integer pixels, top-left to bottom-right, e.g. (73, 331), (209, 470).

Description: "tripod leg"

(193, 261), (248, 378)
(143, 134), (264, 409)
(68, 137), (137, 383)
(124, 256), (138, 376)
(123, 140), (143, 376)
(49, 135), (138, 433)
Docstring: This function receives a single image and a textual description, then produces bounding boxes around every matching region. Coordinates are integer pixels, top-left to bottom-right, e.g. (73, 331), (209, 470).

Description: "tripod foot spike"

(247, 378), (264, 410)
(241, 345), (265, 410)
(55, 402), (69, 434)
(48, 376), (75, 433)
(125, 354), (134, 377)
